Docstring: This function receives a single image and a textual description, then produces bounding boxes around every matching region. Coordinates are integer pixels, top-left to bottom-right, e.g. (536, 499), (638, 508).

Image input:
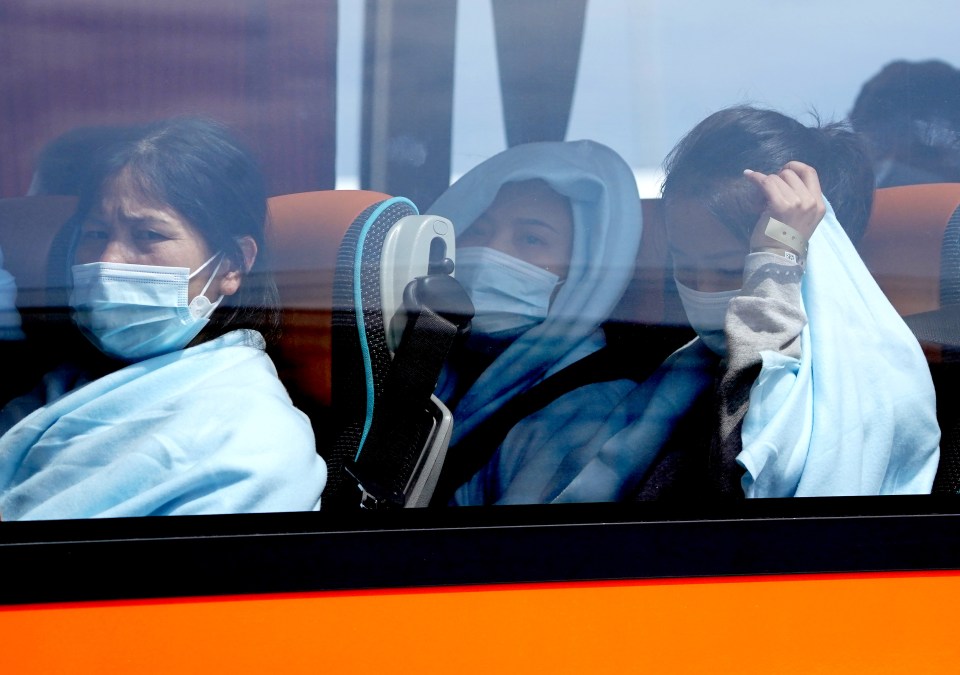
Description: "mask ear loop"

(188, 252), (225, 318)
(548, 277), (565, 308)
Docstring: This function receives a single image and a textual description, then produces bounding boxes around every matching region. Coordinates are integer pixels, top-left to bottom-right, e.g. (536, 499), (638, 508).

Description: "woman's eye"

(518, 232), (548, 248)
(79, 229), (108, 240)
(135, 230), (168, 242)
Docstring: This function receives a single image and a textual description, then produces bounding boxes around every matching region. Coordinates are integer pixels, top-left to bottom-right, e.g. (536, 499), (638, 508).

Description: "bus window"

(1, 0), (960, 606)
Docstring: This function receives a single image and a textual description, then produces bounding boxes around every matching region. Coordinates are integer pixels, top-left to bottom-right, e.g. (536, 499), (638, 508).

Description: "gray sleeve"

(712, 252), (806, 495)
(726, 252), (806, 368)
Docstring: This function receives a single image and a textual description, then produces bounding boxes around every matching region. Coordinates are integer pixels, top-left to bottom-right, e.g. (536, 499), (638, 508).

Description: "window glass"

(1, 0), (958, 524)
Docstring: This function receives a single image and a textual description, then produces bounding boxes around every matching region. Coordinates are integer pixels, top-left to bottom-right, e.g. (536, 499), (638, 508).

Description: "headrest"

(267, 190), (391, 309)
(0, 196), (77, 307)
(610, 197), (688, 328)
(859, 183), (960, 316)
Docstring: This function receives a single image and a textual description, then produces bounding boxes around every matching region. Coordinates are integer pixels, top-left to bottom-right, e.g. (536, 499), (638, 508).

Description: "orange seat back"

(859, 183), (960, 316)
(266, 190), (390, 413)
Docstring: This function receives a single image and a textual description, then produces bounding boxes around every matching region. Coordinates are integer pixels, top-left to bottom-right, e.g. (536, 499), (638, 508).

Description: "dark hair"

(72, 117), (281, 344)
(661, 106), (875, 244)
(850, 59), (960, 184)
(30, 125), (144, 196)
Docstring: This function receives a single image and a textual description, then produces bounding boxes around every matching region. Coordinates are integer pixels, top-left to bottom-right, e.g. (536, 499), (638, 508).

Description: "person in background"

(850, 59), (960, 188)
(0, 117), (326, 519)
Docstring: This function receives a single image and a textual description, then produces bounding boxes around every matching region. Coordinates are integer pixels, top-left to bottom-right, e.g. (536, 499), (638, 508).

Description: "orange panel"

(2, 572), (959, 674)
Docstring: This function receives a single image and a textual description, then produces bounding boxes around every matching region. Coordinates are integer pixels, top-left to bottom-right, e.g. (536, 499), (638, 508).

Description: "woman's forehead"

(93, 189), (168, 220)
(492, 179), (566, 207)
(94, 169), (162, 211)
(90, 176), (197, 235)
(484, 179), (573, 225)
(665, 198), (746, 260)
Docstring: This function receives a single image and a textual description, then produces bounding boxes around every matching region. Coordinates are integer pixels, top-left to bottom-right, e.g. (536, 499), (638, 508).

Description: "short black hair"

(662, 106), (875, 244)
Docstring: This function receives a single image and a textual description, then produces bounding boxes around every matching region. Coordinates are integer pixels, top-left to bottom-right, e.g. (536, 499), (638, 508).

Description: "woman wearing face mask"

(659, 105), (939, 497)
(427, 140), (658, 505)
(0, 117), (326, 520)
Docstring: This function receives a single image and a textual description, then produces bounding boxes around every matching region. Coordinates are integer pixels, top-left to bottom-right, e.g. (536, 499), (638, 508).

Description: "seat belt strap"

(346, 274), (473, 508)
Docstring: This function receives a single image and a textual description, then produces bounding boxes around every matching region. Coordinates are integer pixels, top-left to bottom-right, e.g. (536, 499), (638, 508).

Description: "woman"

(0, 118), (326, 519)
(427, 140), (655, 505)
(660, 105), (939, 497)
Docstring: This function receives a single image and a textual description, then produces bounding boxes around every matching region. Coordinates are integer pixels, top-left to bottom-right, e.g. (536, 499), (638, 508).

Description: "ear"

(217, 236), (258, 297)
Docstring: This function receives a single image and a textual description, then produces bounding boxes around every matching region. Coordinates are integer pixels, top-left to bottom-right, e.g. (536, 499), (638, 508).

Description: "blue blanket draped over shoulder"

(0, 329), (326, 519)
(738, 202), (939, 496)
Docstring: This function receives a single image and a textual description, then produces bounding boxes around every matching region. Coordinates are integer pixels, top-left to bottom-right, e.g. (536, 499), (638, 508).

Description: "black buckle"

(344, 461), (404, 509)
(401, 273), (474, 335)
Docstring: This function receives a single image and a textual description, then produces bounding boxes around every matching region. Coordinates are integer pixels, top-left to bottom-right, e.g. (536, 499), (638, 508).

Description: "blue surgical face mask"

(455, 246), (561, 337)
(70, 252), (224, 361)
(674, 278), (740, 357)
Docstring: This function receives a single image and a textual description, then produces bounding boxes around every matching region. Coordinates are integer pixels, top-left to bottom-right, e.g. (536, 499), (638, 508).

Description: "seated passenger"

(0, 117), (326, 519)
(427, 140), (651, 504)
(661, 105), (939, 497)
(850, 59), (960, 188)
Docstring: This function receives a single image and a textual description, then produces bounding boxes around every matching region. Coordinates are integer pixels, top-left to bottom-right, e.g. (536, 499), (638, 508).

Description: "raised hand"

(744, 160), (826, 255)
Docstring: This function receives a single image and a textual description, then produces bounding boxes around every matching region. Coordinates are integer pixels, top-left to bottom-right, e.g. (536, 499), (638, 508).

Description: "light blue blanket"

(738, 202), (939, 496)
(456, 340), (712, 505)
(0, 329), (326, 519)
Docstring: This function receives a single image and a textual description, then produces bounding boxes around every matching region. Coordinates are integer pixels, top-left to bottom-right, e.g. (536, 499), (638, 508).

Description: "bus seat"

(266, 190), (390, 435)
(0, 196), (77, 311)
(610, 197), (688, 330)
(859, 183), (960, 317)
(859, 184), (960, 493)
(0, 196), (79, 398)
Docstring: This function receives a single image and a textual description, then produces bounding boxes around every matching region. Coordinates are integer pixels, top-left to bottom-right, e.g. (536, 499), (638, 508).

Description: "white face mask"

(70, 252), (224, 361)
(674, 278), (740, 356)
(455, 246), (561, 337)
